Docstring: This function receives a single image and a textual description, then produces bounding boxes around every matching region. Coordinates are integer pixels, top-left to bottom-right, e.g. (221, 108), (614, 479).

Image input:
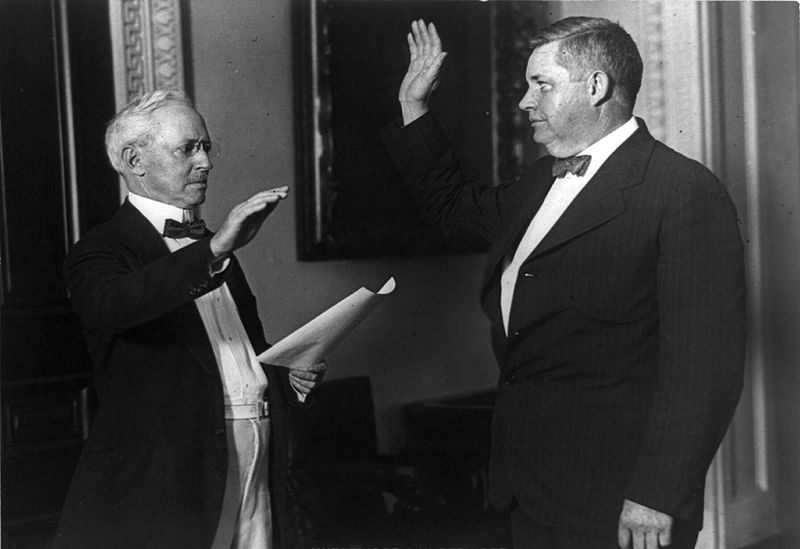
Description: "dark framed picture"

(292, 0), (538, 260)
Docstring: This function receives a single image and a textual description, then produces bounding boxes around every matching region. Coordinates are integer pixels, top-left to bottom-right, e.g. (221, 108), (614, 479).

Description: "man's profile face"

(518, 41), (593, 158)
(136, 104), (213, 209)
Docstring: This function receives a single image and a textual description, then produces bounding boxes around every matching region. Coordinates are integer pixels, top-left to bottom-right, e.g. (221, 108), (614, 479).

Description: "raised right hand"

(210, 187), (289, 258)
(398, 19), (447, 125)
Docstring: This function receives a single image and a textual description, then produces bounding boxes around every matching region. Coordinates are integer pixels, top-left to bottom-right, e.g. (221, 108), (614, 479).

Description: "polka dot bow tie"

(551, 155), (592, 179)
(162, 218), (208, 239)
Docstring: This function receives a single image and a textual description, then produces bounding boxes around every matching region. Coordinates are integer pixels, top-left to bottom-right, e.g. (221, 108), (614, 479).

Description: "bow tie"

(552, 155), (592, 179)
(162, 218), (207, 239)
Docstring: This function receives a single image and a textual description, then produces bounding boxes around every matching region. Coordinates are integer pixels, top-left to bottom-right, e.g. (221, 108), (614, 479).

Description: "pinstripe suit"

(381, 113), (745, 537)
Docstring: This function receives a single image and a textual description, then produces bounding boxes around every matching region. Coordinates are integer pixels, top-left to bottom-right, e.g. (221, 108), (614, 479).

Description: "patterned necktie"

(162, 218), (207, 239)
(551, 155), (592, 179)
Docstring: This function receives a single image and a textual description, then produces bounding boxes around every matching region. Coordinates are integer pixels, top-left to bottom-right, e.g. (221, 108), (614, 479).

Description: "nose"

(518, 86), (538, 111)
(194, 149), (213, 171)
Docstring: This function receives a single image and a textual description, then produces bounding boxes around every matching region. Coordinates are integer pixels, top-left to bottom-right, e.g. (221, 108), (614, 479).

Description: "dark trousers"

(510, 503), (700, 549)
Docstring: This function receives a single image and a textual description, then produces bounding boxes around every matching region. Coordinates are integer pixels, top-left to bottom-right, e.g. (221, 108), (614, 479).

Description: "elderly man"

(381, 17), (745, 549)
(54, 90), (324, 549)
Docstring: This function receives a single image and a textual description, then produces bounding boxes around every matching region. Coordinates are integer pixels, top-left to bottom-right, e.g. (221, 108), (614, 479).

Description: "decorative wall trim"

(109, 0), (185, 111)
(57, 0), (80, 245)
(641, 1), (667, 142)
(108, 0), (185, 200)
(739, 0), (769, 495)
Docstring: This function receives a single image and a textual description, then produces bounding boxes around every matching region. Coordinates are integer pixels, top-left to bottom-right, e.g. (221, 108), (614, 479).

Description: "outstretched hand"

(210, 187), (289, 258)
(618, 499), (674, 549)
(398, 19), (447, 125)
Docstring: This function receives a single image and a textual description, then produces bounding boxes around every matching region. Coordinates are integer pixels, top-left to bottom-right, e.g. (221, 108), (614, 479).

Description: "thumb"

(425, 51), (447, 79)
(618, 524), (631, 549)
(658, 528), (672, 547)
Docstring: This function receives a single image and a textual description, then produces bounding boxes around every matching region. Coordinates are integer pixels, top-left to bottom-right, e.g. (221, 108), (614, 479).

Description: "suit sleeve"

(64, 231), (226, 335)
(380, 113), (503, 244)
(625, 162), (746, 522)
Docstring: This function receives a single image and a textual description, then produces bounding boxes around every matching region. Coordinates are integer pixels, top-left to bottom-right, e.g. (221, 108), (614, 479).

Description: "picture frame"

(292, 0), (538, 260)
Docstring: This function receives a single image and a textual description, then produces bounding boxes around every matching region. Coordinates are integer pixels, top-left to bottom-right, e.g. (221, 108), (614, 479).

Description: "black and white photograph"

(1, 1), (798, 548)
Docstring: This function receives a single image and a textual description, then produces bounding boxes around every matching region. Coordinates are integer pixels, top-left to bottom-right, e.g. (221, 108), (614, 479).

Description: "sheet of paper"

(257, 277), (396, 370)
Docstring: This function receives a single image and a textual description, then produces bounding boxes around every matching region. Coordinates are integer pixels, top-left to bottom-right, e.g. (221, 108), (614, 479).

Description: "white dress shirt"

(127, 192), (268, 406)
(500, 117), (639, 334)
(128, 193), (272, 548)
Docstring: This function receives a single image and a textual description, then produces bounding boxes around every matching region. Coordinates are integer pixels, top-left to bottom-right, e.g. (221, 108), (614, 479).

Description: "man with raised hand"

(382, 18), (745, 549)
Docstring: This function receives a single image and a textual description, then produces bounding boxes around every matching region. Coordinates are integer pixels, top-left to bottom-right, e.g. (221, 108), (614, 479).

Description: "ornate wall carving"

(641, 1), (667, 142)
(109, 0), (185, 109)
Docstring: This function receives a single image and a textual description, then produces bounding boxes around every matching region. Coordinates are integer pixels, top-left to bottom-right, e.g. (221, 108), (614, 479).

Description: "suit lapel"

(482, 159), (556, 290)
(111, 200), (219, 375)
(525, 122), (656, 262)
(112, 199), (171, 265)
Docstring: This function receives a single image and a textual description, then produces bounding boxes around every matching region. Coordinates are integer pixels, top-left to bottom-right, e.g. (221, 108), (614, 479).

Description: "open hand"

(618, 499), (674, 549)
(210, 187), (289, 258)
(398, 19), (447, 125)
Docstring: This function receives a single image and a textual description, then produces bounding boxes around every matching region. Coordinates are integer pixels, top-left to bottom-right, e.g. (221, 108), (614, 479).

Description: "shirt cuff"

(209, 256), (230, 276)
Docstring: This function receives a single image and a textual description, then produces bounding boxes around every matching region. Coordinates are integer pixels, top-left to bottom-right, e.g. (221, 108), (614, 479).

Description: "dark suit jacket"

(381, 114), (746, 535)
(54, 200), (299, 549)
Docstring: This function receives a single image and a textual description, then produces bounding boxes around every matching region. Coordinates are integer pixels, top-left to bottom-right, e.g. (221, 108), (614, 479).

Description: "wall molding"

(109, 0), (185, 110)
(108, 0), (185, 199)
(640, 1), (667, 142)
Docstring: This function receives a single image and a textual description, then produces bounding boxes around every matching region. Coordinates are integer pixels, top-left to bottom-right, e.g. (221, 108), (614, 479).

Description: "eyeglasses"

(174, 140), (220, 159)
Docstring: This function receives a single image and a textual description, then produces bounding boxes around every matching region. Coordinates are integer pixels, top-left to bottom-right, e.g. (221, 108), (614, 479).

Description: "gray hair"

(530, 17), (643, 107)
(104, 89), (193, 173)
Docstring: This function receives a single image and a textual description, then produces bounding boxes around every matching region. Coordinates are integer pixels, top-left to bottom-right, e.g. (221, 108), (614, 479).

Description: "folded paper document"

(257, 277), (396, 370)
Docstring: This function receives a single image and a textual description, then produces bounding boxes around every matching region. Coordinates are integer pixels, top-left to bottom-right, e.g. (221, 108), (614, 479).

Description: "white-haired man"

(54, 90), (325, 549)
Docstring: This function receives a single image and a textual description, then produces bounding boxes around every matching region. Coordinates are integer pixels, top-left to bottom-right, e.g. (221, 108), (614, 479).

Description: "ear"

(122, 146), (145, 176)
(587, 71), (612, 107)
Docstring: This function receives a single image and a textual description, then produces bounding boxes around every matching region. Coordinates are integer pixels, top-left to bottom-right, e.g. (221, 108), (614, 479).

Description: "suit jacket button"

(505, 374), (518, 385)
(214, 427), (225, 436)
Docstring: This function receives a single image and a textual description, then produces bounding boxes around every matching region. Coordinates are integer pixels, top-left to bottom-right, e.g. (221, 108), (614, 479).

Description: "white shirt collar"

(127, 192), (194, 235)
(572, 117), (639, 181)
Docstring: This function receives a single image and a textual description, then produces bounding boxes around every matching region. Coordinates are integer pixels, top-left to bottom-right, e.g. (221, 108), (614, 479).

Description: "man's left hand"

(289, 361), (327, 395)
(618, 499), (673, 549)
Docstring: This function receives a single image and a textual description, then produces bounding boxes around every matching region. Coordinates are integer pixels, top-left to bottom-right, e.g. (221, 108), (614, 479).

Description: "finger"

(252, 187), (289, 200)
(618, 525), (631, 548)
(418, 19), (431, 58)
(232, 189), (287, 214)
(633, 530), (645, 549)
(411, 20), (422, 51)
(429, 22), (441, 55)
(407, 32), (417, 60)
(240, 190), (288, 210)
(232, 197), (279, 221)
(290, 369), (320, 381)
(305, 361), (327, 373)
(225, 201), (278, 232)
(289, 376), (315, 392)
(290, 377), (312, 395)
(658, 528), (672, 547)
(645, 530), (658, 549)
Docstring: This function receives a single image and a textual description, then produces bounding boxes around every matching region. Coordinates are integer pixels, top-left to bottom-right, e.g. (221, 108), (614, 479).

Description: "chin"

(185, 195), (207, 208)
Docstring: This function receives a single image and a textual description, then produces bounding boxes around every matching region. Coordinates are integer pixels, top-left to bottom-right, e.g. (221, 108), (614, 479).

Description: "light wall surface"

(187, 0), (497, 453)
